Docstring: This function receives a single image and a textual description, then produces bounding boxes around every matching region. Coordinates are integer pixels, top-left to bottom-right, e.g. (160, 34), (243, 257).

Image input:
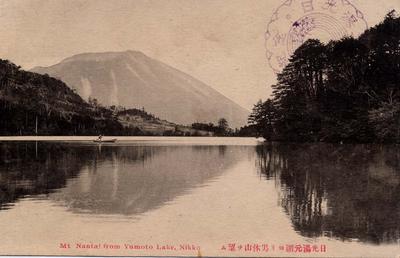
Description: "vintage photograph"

(0, 0), (399, 257)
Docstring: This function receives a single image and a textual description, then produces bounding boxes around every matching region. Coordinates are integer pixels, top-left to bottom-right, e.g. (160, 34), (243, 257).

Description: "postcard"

(0, 0), (399, 257)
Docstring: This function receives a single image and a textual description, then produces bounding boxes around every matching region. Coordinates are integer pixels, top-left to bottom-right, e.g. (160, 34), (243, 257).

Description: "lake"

(0, 137), (399, 257)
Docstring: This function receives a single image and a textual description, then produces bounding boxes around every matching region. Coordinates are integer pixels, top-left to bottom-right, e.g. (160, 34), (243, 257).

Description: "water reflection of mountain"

(0, 142), (247, 215)
(256, 143), (400, 244)
(49, 144), (246, 216)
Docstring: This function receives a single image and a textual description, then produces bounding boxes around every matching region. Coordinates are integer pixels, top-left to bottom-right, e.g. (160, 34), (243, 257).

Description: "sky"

(0, 0), (399, 110)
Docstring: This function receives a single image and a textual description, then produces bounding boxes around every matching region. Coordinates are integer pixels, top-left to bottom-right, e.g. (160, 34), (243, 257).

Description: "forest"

(249, 11), (400, 143)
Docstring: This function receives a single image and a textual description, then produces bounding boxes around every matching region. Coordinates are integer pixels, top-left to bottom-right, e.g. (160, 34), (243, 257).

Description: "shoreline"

(0, 136), (263, 145)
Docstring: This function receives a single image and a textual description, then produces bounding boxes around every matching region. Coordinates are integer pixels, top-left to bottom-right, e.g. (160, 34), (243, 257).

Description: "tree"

(369, 101), (400, 142)
(88, 97), (99, 107)
(217, 118), (229, 136)
(272, 39), (327, 142)
(248, 99), (276, 140)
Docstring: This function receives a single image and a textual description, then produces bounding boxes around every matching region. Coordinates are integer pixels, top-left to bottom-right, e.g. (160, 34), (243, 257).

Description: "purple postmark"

(265, 0), (368, 73)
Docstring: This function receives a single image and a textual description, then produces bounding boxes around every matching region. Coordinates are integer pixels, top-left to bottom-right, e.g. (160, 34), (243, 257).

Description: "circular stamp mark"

(265, 0), (368, 73)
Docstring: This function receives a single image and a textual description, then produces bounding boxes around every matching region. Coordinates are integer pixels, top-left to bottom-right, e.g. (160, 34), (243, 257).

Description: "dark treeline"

(192, 118), (233, 136)
(249, 11), (400, 143)
(116, 106), (158, 121)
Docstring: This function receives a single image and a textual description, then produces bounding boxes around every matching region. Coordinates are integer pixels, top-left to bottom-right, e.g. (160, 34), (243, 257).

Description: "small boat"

(93, 138), (117, 143)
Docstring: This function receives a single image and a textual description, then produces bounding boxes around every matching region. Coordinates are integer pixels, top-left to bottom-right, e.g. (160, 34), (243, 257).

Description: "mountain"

(31, 50), (249, 128)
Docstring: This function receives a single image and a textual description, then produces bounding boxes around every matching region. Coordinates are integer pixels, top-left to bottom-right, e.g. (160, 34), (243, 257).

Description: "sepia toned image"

(0, 0), (400, 257)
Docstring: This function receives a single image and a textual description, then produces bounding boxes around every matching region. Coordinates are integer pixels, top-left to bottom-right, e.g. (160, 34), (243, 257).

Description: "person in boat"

(97, 134), (103, 141)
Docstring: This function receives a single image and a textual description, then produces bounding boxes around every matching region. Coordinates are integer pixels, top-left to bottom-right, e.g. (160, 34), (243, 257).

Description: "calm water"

(0, 138), (399, 257)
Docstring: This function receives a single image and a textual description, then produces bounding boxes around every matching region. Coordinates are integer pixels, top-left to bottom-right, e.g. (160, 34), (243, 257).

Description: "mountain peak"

(60, 50), (146, 64)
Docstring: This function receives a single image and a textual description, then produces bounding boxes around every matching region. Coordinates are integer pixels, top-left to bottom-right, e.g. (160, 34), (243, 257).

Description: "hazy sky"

(0, 0), (399, 109)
